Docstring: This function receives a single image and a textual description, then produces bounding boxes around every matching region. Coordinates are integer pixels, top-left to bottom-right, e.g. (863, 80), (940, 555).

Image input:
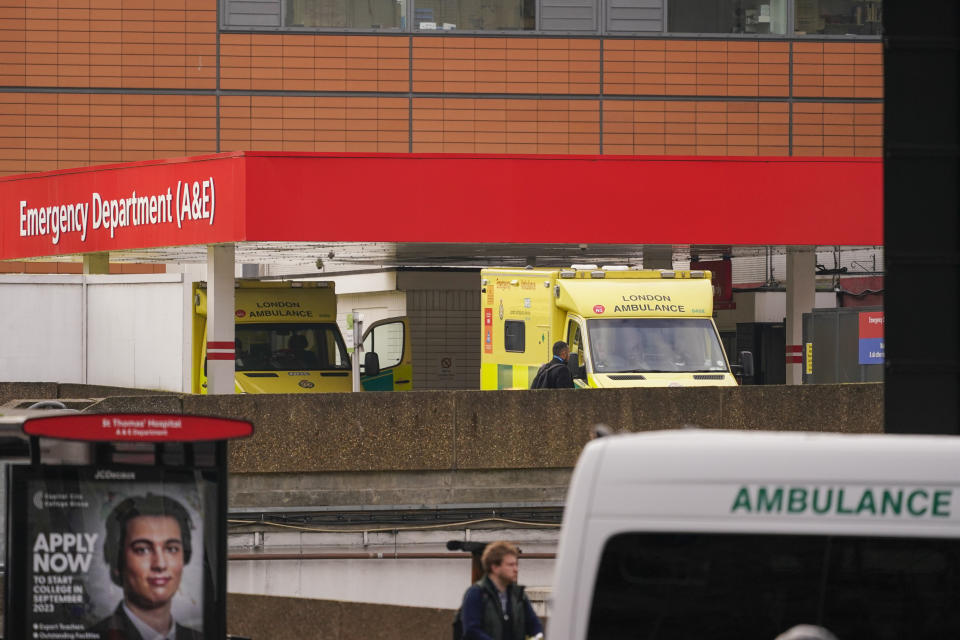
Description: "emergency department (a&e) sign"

(1, 153), (243, 261)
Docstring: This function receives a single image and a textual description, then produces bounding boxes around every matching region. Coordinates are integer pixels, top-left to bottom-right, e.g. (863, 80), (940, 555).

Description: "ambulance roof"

(556, 276), (714, 318)
(583, 429), (960, 489)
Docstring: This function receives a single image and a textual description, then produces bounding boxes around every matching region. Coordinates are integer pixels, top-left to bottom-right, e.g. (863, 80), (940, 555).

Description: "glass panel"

(362, 321), (404, 369)
(413, 0), (534, 31)
(587, 317), (728, 373)
(668, 0), (787, 34)
(286, 0), (406, 29)
(588, 532), (960, 640)
(504, 320), (525, 352)
(235, 323), (350, 371)
(567, 320), (586, 379)
(795, 0), (882, 35)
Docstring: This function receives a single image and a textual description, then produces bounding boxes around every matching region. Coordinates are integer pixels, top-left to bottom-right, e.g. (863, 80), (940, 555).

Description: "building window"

(668, 0), (787, 35)
(286, 0), (406, 29)
(504, 320), (525, 353)
(413, 0), (535, 31)
(795, 0), (882, 35)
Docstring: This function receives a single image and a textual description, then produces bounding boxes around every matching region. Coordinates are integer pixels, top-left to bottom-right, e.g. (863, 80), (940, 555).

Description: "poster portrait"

(5, 465), (218, 640)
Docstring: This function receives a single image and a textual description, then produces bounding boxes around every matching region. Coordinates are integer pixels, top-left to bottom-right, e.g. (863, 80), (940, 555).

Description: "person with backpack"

(530, 341), (575, 389)
(457, 541), (544, 640)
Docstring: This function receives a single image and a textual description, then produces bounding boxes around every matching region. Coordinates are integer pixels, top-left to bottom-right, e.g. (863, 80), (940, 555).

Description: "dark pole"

(883, 1), (960, 433)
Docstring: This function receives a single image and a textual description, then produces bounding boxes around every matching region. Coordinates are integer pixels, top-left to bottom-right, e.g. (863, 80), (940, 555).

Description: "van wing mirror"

(363, 351), (380, 378)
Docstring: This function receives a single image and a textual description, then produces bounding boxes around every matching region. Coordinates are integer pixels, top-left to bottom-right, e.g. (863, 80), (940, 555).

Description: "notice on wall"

(858, 311), (884, 365)
(439, 356), (455, 378)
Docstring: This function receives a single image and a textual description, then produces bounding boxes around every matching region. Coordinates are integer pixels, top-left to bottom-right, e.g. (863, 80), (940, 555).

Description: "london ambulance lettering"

(613, 293), (686, 314)
(243, 301), (314, 319)
(17, 178), (216, 245)
(731, 485), (953, 518)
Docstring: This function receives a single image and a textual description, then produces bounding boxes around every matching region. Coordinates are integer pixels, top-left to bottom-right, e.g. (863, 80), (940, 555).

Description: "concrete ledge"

(228, 468), (573, 510)
(4, 383), (883, 474)
(227, 593), (451, 640)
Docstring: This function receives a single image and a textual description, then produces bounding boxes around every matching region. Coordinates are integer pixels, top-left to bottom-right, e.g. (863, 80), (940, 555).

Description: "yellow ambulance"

(192, 280), (412, 394)
(480, 266), (740, 389)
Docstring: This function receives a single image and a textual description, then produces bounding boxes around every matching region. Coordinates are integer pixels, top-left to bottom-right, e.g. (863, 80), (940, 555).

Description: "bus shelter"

(2, 410), (252, 640)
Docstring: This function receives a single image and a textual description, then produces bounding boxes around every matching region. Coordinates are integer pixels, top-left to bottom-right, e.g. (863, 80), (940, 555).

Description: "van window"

(587, 318), (728, 373)
(362, 320), (404, 369)
(587, 532), (960, 640)
(235, 323), (349, 371)
(504, 320), (525, 352)
(567, 320), (583, 355)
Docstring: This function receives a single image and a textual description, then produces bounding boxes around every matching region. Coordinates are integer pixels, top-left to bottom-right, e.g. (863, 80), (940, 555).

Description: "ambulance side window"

(504, 320), (525, 353)
(567, 320), (583, 355)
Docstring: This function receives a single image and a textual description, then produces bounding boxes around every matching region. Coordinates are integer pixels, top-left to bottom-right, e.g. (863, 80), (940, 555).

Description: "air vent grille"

(693, 374), (725, 380)
(609, 374), (647, 380)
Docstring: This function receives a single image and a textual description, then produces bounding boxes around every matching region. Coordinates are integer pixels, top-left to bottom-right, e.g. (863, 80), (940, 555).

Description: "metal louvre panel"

(733, 255), (768, 285)
(224, 0), (282, 28)
(606, 0), (663, 32)
(541, 0), (597, 32)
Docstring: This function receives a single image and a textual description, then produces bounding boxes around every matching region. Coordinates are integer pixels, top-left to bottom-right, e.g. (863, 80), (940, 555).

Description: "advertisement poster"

(6, 465), (216, 640)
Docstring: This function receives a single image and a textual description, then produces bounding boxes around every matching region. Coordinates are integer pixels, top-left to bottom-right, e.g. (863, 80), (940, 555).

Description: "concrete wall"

(227, 593), (451, 640)
(4, 383), (884, 474)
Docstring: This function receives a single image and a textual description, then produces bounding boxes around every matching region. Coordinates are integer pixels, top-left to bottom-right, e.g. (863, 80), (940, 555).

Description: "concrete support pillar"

(82, 252), (109, 275)
(643, 245), (673, 269)
(206, 244), (236, 394)
(785, 246), (816, 385)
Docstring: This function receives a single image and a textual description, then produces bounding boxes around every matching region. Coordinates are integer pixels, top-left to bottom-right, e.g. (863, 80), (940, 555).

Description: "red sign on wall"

(859, 311), (884, 339)
(691, 258), (735, 310)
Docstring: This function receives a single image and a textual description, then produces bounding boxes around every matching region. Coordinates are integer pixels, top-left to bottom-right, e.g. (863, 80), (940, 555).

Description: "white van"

(549, 429), (960, 640)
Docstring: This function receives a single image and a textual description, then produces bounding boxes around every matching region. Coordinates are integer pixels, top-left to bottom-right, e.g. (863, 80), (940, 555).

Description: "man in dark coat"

(532, 340), (575, 388)
(90, 494), (203, 640)
(459, 541), (543, 640)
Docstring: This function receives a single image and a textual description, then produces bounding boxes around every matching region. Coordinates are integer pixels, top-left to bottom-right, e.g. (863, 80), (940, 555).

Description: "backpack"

(452, 607), (463, 640)
(530, 361), (563, 389)
(453, 585), (490, 640)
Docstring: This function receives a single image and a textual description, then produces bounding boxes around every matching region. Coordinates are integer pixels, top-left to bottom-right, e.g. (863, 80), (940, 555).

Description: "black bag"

(453, 586), (490, 639)
(452, 607), (463, 640)
(531, 361), (563, 389)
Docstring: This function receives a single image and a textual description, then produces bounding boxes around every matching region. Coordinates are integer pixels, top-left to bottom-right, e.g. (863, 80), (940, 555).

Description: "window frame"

(504, 319), (526, 353)
(220, 0), (883, 38)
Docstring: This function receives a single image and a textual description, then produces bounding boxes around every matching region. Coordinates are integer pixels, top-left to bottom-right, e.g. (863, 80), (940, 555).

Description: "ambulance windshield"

(234, 323), (350, 371)
(587, 318), (728, 373)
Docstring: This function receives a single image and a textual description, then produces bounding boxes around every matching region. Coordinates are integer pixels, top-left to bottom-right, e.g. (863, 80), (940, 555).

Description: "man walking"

(531, 340), (575, 389)
(459, 541), (544, 640)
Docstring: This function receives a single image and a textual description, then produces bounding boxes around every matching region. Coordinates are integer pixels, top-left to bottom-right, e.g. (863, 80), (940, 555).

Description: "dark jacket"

(90, 602), (204, 640)
(460, 576), (543, 640)
(535, 357), (574, 389)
